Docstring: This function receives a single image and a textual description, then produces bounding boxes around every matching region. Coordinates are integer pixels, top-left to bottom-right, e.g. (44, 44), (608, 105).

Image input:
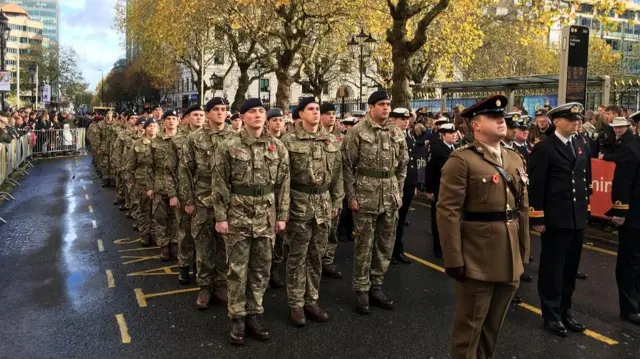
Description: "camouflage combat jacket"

(125, 136), (155, 190)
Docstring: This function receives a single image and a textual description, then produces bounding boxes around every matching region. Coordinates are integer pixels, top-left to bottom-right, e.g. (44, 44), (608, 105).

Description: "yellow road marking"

(115, 314), (131, 344)
(106, 270), (115, 288)
(121, 255), (160, 265)
(405, 252), (619, 346)
(127, 265), (180, 277)
(118, 246), (160, 253)
(88, 205), (93, 213)
(134, 287), (200, 308)
(84, 194), (89, 200)
(92, 220), (98, 229)
(583, 244), (616, 256)
(97, 240), (104, 252)
(412, 201), (617, 257)
(114, 237), (141, 244)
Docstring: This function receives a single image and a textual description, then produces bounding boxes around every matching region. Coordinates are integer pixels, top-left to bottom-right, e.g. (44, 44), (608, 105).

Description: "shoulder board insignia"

(456, 144), (471, 152)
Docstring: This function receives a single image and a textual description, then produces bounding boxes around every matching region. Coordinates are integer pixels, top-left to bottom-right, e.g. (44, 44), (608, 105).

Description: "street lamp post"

(0, 11), (10, 112)
(100, 69), (104, 106)
(348, 29), (377, 111)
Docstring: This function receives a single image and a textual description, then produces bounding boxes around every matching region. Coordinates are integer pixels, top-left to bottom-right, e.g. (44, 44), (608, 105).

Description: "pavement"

(0, 155), (639, 359)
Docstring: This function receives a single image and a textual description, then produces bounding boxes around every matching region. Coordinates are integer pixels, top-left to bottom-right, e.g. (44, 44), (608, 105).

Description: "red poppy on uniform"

(492, 174), (500, 184)
(268, 144), (275, 151)
(577, 147), (583, 155)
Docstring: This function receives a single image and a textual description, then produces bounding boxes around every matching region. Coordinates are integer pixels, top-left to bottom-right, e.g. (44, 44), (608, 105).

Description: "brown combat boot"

(229, 317), (245, 346)
(370, 286), (394, 310)
(160, 246), (171, 261)
(355, 291), (370, 315)
(269, 263), (284, 289)
(290, 307), (306, 327)
(304, 303), (329, 322)
(140, 235), (150, 247)
(246, 314), (270, 341)
(213, 284), (228, 305)
(195, 287), (211, 310)
(322, 264), (343, 279)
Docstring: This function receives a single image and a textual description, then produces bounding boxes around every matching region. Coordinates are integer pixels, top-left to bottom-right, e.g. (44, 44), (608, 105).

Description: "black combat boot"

(229, 317), (245, 346)
(269, 263), (284, 288)
(178, 266), (190, 285)
(246, 314), (270, 341)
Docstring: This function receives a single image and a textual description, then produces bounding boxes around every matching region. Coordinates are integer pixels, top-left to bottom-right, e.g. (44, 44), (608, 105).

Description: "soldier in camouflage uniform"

(124, 117), (146, 225)
(265, 107), (287, 288)
(151, 110), (180, 260)
(282, 98), (343, 327)
(180, 97), (237, 309)
(97, 112), (116, 186)
(112, 111), (139, 212)
(167, 104), (206, 285)
(111, 113), (128, 206)
(318, 102), (345, 280)
(87, 115), (103, 175)
(212, 98), (290, 346)
(125, 118), (159, 246)
(342, 90), (408, 314)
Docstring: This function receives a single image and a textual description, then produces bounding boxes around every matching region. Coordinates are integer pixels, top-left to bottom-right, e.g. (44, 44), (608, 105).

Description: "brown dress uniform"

(436, 95), (530, 359)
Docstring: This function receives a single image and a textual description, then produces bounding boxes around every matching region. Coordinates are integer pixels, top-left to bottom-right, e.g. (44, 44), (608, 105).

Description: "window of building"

(622, 11), (636, 20)
(580, 4), (593, 14)
(213, 53), (224, 65)
(259, 78), (269, 92)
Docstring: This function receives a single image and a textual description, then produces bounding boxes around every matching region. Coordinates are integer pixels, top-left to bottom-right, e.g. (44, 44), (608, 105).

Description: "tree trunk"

(275, 68), (293, 111)
(231, 63), (252, 112)
(390, 50), (412, 109)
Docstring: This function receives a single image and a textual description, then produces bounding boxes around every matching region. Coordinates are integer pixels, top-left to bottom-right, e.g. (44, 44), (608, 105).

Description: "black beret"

(267, 107), (283, 120)
(547, 102), (584, 122)
(183, 104), (205, 117)
(162, 109), (178, 119)
(230, 113), (240, 121)
(367, 90), (390, 106)
(460, 95), (508, 119)
(152, 104), (162, 110)
(143, 117), (158, 129)
(320, 102), (336, 114)
(205, 97), (227, 112)
(239, 98), (264, 114)
(135, 117), (147, 126)
(125, 110), (137, 119)
(297, 97), (318, 112)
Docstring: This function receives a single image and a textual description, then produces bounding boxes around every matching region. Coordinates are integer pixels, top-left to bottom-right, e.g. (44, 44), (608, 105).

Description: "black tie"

(567, 141), (575, 157)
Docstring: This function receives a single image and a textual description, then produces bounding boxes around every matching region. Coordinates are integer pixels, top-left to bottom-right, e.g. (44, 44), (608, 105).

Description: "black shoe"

(246, 314), (270, 341)
(101, 181), (109, 187)
(133, 224), (138, 231)
(369, 286), (394, 310)
(140, 235), (151, 247)
(544, 321), (568, 337)
(397, 253), (411, 264)
(520, 274), (532, 282)
(511, 296), (523, 304)
(390, 257), (398, 265)
(621, 313), (640, 325)
(178, 266), (190, 285)
(562, 312), (586, 332)
(338, 235), (349, 243)
(119, 205), (127, 211)
(229, 317), (245, 346)
(113, 200), (121, 205)
(125, 213), (133, 219)
(576, 272), (588, 280)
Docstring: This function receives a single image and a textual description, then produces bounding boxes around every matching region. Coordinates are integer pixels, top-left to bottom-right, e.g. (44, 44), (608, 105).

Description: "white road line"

(85, 194), (89, 200)
(88, 205), (94, 213)
(92, 220), (98, 229)
(97, 240), (104, 252)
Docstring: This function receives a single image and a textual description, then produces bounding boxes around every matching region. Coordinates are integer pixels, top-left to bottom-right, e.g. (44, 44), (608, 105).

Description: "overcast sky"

(60, 0), (123, 92)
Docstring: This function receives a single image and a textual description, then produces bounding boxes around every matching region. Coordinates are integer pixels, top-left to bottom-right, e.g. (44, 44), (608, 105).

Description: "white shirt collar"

(555, 130), (572, 145)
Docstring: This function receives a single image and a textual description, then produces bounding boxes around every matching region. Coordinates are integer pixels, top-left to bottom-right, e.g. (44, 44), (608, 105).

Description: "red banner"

(590, 159), (616, 218)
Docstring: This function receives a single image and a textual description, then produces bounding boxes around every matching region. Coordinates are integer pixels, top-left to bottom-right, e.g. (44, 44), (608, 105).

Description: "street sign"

(558, 25), (589, 106)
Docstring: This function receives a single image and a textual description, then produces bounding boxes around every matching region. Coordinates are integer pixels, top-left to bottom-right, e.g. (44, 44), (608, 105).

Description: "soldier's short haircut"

(605, 105), (623, 116)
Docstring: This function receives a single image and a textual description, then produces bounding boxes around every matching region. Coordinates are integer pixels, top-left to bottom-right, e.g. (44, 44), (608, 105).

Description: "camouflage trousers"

(115, 171), (126, 201)
(135, 186), (155, 237)
(177, 207), (195, 267)
(272, 231), (287, 265)
(226, 232), (273, 318)
(153, 194), (178, 248)
(286, 220), (329, 308)
(124, 181), (134, 214)
(322, 212), (340, 266)
(192, 206), (227, 287)
(99, 152), (112, 180)
(352, 211), (398, 292)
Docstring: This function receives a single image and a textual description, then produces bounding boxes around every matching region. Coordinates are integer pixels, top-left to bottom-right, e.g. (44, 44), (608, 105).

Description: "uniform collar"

(554, 130), (572, 145)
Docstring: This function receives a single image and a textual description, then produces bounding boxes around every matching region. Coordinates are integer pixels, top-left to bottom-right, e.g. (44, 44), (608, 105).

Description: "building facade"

(1, 3), (44, 103)
(1, 0), (58, 43)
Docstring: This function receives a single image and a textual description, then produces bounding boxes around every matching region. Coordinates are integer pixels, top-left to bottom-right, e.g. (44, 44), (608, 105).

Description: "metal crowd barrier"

(0, 128), (86, 224)
(31, 128), (87, 157)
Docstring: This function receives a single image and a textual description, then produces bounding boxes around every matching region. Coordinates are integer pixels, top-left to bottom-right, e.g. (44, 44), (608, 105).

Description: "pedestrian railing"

(0, 128), (87, 224)
(31, 128), (87, 157)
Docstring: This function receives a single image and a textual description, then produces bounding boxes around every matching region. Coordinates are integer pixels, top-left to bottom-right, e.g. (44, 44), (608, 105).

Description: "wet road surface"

(1, 155), (639, 358)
